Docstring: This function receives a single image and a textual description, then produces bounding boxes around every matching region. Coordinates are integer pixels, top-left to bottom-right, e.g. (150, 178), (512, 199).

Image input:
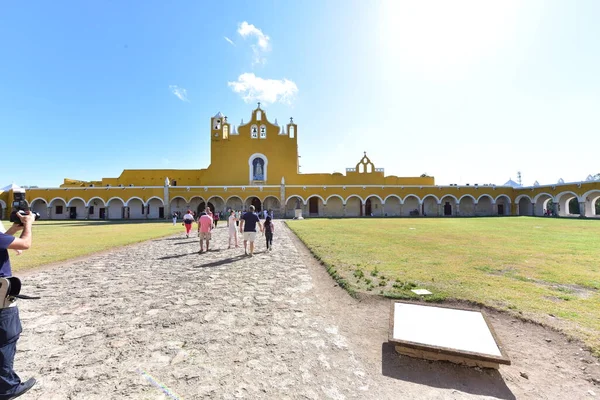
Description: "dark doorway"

(250, 197), (262, 212)
(159, 207), (164, 219)
(444, 202), (452, 216)
(99, 208), (106, 219)
(198, 202), (216, 214)
(365, 199), (372, 216)
(497, 204), (504, 215)
(69, 207), (77, 219)
(309, 197), (319, 215)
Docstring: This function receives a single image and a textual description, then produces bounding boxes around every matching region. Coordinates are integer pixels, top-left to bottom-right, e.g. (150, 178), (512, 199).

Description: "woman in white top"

(228, 210), (239, 249)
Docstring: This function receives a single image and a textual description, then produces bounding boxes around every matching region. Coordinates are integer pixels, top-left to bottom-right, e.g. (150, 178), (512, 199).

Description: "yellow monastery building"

(1, 105), (600, 220)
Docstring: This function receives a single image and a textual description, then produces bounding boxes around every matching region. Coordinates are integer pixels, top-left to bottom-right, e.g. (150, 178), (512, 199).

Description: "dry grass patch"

(287, 217), (600, 356)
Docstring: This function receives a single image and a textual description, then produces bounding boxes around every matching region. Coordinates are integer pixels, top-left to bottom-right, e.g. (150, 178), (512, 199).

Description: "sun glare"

(378, 0), (523, 79)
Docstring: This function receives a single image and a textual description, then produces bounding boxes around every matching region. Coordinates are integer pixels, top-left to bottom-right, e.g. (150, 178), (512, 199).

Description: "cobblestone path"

(15, 222), (379, 400)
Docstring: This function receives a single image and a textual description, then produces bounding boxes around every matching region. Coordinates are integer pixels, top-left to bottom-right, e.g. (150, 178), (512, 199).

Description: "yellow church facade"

(1, 105), (600, 220)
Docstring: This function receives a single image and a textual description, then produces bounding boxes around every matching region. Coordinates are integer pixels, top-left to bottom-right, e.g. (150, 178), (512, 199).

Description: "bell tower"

(211, 112), (230, 141)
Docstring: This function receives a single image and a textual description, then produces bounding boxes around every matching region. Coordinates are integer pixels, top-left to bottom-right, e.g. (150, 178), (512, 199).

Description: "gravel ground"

(12, 221), (600, 399)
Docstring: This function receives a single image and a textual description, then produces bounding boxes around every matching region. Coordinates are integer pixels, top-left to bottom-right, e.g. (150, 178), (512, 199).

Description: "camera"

(9, 192), (40, 225)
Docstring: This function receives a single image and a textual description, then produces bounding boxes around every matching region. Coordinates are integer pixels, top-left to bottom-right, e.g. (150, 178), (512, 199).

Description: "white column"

(438, 204), (443, 216)
(455, 202), (460, 216)
(579, 201), (586, 218)
(85, 206), (90, 220)
(322, 204), (327, 217)
(47, 206), (52, 220)
(531, 203), (535, 216)
(343, 204), (347, 217)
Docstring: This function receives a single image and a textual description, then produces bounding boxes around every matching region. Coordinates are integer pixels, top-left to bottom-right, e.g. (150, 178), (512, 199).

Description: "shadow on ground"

(381, 343), (516, 400)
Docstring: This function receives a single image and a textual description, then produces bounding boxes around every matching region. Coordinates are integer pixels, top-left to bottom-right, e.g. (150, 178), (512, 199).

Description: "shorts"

(199, 232), (211, 241)
(243, 231), (257, 242)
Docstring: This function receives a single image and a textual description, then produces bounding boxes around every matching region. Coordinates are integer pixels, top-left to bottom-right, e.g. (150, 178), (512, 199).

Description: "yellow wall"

(3, 106), (599, 220)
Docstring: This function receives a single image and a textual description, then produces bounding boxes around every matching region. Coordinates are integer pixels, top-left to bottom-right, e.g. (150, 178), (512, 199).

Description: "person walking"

(213, 211), (219, 228)
(228, 210), (239, 249)
(182, 210), (194, 238)
(239, 205), (262, 257)
(172, 211), (178, 225)
(197, 211), (213, 253)
(264, 215), (274, 251)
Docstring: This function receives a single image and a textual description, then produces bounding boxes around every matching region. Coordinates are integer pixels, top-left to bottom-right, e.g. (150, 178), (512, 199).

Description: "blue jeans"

(0, 307), (22, 397)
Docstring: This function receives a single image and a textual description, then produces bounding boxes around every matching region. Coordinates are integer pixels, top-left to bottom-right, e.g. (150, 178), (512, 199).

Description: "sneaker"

(186, 234), (189, 238)
(5, 377), (36, 399)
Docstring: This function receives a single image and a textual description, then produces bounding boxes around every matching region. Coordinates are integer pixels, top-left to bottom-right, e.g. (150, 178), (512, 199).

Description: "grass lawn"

(1, 219), (182, 273)
(287, 217), (600, 356)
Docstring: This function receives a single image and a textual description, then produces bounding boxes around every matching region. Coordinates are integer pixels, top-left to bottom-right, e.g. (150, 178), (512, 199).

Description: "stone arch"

(421, 195), (438, 216)
(345, 195), (363, 217)
(243, 196), (262, 213)
(439, 195), (458, 217)
(582, 189), (600, 218)
(188, 196), (205, 214)
(225, 196), (243, 212)
(48, 197), (68, 206)
(306, 195), (325, 217)
(127, 197), (145, 219)
(106, 197), (125, 219)
(533, 193), (553, 216)
(476, 194), (494, 204)
(262, 196), (281, 217)
(458, 195), (476, 216)
(326, 195), (344, 217)
(306, 194), (326, 205)
(170, 196), (188, 217)
(364, 195), (383, 217)
(383, 195), (401, 217)
(402, 195), (420, 216)
(248, 153), (268, 183)
(285, 195), (305, 218)
(147, 197), (164, 219)
(285, 195), (306, 206)
(515, 195), (533, 216)
(325, 194), (345, 205)
(207, 196), (226, 214)
(30, 198), (49, 219)
(555, 191), (580, 217)
(66, 197), (86, 207)
(48, 197), (68, 220)
(86, 196), (106, 207)
(476, 195), (494, 216)
(345, 194), (365, 205)
(495, 195), (511, 216)
(125, 196), (145, 206)
(66, 197), (87, 219)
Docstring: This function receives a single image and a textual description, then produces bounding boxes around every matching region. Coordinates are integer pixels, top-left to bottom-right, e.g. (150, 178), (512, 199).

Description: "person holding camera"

(0, 211), (37, 399)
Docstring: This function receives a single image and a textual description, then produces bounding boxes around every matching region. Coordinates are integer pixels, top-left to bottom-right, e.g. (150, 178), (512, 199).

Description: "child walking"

(264, 216), (274, 251)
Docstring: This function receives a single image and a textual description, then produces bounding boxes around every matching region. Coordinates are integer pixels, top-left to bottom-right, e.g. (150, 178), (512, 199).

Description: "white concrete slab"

(411, 289), (432, 295)
(392, 303), (502, 357)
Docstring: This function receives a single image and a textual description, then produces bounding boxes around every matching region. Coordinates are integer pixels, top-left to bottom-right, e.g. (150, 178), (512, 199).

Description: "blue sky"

(1, 0), (599, 188)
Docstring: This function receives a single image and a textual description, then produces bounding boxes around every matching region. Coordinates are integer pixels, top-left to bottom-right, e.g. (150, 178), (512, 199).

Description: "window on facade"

(251, 126), (258, 138)
(366, 164), (372, 173)
(358, 164), (364, 173)
(56, 205), (63, 214)
(256, 111), (262, 121)
(89, 206), (95, 215)
(289, 126), (295, 138)
(223, 125), (229, 139)
(260, 125), (266, 138)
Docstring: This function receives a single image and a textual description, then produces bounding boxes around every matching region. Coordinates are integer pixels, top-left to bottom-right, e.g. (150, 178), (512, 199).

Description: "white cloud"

(228, 73), (298, 105)
(224, 36), (235, 46)
(169, 85), (189, 102)
(237, 21), (271, 65)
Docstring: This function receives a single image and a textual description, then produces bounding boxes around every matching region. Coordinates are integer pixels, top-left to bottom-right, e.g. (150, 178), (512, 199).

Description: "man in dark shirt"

(0, 211), (37, 399)
(239, 205), (263, 257)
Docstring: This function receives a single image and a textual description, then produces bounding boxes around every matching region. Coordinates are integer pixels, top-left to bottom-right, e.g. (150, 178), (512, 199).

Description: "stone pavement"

(15, 221), (379, 399)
